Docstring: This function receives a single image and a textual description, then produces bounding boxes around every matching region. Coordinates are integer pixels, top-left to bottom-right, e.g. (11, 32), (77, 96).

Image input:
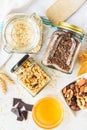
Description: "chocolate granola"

(47, 32), (80, 72)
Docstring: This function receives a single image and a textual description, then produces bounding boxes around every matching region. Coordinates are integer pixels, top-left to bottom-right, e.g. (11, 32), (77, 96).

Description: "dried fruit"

(78, 61), (87, 76)
(78, 52), (87, 65)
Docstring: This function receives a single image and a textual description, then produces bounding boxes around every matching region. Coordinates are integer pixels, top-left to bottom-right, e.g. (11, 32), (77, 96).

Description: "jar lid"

(11, 54), (29, 73)
(58, 22), (85, 36)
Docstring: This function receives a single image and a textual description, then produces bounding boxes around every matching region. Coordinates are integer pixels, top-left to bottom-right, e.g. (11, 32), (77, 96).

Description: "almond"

(75, 86), (79, 93)
(62, 87), (66, 94)
(80, 86), (85, 93)
(77, 78), (86, 87)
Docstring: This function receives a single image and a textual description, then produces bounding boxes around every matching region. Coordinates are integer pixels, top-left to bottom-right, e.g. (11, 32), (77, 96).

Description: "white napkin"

(0, 0), (35, 67)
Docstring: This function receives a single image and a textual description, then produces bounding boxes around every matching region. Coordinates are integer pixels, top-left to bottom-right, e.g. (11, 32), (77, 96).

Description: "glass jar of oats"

(2, 13), (43, 53)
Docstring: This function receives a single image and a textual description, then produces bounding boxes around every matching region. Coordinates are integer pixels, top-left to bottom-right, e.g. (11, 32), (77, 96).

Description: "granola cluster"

(15, 60), (50, 96)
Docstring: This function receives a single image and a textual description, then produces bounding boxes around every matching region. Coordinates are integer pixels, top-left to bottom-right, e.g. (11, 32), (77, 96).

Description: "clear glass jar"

(2, 13), (43, 54)
(11, 55), (51, 96)
(42, 22), (85, 73)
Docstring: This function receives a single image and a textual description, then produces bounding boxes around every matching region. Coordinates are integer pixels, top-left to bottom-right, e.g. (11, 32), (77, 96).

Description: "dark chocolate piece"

(12, 98), (33, 121)
(17, 102), (23, 109)
(17, 115), (23, 121)
(13, 98), (22, 106)
(21, 111), (28, 120)
(11, 108), (20, 117)
(24, 104), (33, 111)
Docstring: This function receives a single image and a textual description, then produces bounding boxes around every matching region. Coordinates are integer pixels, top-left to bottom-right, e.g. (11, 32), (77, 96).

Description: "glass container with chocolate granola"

(42, 22), (85, 73)
(11, 55), (51, 96)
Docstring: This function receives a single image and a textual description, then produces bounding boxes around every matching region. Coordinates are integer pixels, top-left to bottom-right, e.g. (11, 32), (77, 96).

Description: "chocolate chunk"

(21, 111), (28, 120)
(17, 115), (23, 121)
(13, 98), (22, 106)
(24, 104), (33, 111)
(17, 102), (23, 109)
(12, 98), (34, 121)
(11, 108), (20, 117)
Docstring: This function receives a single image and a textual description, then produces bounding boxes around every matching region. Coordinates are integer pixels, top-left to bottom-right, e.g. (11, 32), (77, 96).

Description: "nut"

(84, 96), (87, 102)
(65, 89), (73, 100)
(84, 87), (87, 92)
(70, 84), (75, 90)
(77, 96), (85, 109)
(77, 78), (86, 87)
(62, 87), (66, 94)
(66, 98), (71, 106)
(75, 86), (79, 93)
(85, 102), (87, 107)
(80, 86), (85, 93)
(70, 105), (80, 111)
(62, 78), (87, 111)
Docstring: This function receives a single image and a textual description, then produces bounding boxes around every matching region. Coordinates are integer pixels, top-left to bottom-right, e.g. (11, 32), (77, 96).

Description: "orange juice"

(32, 97), (64, 129)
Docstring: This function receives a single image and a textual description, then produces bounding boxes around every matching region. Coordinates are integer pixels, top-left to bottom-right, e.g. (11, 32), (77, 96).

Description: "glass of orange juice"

(32, 97), (64, 129)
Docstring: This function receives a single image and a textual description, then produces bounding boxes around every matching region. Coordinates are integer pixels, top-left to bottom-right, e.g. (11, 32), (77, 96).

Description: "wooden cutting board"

(46, 0), (86, 25)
